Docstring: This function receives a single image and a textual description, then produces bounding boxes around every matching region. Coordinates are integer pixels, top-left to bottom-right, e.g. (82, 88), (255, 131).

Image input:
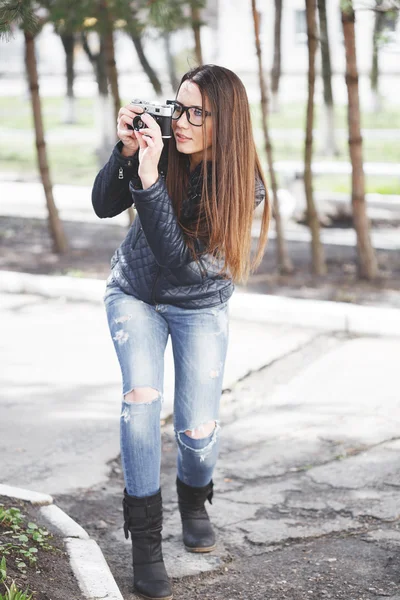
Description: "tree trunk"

(103, 30), (120, 124)
(271, 0), (283, 113)
(191, 2), (203, 65)
(341, 2), (379, 279)
(371, 3), (385, 112)
(317, 0), (338, 155)
(98, 1), (120, 124)
(305, 0), (326, 276)
(98, 10), (135, 226)
(163, 31), (179, 91)
(60, 32), (76, 124)
(131, 31), (163, 96)
(24, 30), (68, 254)
(82, 33), (114, 166)
(251, 0), (293, 275)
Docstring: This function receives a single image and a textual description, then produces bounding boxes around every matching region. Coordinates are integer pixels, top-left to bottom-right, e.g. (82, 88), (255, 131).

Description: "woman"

(92, 64), (270, 600)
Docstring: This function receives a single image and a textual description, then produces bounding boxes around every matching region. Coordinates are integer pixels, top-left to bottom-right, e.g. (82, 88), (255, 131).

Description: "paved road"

(2, 290), (400, 598)
(56, 319), (400, 599)
(0, 292), (316, 495)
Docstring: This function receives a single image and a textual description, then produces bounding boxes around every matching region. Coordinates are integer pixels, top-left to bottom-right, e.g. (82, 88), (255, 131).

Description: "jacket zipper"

(151, 267), (161, 305)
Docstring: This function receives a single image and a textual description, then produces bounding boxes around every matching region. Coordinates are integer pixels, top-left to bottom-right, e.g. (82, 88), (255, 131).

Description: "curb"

(1, 269), (400, 338)
(0, 483), (123, 600)
(229, 290), (400, 338)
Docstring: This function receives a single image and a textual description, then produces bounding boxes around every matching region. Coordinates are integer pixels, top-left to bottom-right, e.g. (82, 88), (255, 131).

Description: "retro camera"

(128, 99), (175, 138)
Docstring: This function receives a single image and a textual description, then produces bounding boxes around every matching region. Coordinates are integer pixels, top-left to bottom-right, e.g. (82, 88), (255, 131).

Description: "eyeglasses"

(167, 100), (211, 127)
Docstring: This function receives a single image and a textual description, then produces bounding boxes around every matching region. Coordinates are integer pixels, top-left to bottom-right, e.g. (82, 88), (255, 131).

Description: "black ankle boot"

(123, 489), (173, 600)
(176, 477), (215, 553)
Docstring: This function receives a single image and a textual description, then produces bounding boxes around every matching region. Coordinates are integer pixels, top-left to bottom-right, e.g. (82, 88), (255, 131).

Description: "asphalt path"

(0, 291), (317, 495)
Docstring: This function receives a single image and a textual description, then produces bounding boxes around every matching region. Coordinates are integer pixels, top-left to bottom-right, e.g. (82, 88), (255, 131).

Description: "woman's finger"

(119, 114), (134, 126)
(118, 104), (144, 119)
(134, 129), (146, 149)
(135, 127), (158, 139)
(143, 136), (155, 148)
(137, 131), (156, 148)
(130, 104), (145, 115)
(118, 127), (135, 138)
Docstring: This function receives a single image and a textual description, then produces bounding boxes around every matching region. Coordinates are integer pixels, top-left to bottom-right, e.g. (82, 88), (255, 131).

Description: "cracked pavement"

(1, 292), (400, 599)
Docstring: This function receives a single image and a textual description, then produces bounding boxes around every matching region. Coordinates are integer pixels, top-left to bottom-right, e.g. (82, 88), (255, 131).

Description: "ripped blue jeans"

(103, 282), (229, 498)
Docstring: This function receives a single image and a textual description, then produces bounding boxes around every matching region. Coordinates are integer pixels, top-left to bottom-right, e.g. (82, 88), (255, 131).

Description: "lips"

(175, 133), (191, 142)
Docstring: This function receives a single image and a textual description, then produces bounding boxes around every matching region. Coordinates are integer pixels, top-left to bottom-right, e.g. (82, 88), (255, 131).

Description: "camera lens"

(133, 115), (145, 131)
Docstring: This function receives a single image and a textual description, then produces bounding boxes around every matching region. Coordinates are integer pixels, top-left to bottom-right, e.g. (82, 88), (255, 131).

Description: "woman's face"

(172, 80), (213, 168)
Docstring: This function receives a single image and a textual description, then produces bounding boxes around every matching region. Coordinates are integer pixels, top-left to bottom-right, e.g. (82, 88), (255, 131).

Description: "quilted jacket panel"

(92, 142), (265, 309)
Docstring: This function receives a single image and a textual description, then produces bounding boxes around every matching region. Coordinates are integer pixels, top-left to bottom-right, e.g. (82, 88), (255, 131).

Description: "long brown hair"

(166, 64), (270, 284)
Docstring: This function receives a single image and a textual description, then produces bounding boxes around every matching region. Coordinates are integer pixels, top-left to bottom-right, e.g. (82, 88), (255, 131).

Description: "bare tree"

(341, 0), (378, 279)
(101, 4), (139, 226)
(130, 29), (163, 96)
(317, 0), (338, 155)
(25, 29), (68, 253)
(251, 0), (293, 274)
(190, 0), (204, 65)
(82, 33), (115, 166)
(0, 1), (68, 253)
(128, 6), (163, 96)
(147, 0), (199, 89)
(60, 32), (76, 124)
(305, 0), (326, 275)
(371, 0), (386, 112)
(99, 1), (120, 125)
(162, 31), (179, 90)
(271, 0), (283, 113)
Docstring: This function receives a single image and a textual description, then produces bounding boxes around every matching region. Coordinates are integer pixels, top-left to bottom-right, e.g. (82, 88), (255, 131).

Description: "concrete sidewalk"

(2, 285), (400, 599)
(57, 320), (400, 600)
(2, 269), (400, 338)
(0, 291), (317, 495)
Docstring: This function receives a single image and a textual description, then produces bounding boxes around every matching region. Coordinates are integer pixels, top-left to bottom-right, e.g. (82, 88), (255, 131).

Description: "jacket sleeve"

(130, 176), (193, 269)
(91, 141), (139, 218)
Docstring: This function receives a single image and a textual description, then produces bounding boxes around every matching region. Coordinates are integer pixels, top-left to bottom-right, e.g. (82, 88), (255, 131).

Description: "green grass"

(250, 101), (400, 130)
(0, 96), (95, 129)
(0, 141), (97, 186)
(256, 136), (400, 164)
(314, 175), (400, 196)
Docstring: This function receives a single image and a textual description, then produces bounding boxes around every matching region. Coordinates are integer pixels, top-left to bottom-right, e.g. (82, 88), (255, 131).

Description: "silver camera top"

(130, 98), (173, 117)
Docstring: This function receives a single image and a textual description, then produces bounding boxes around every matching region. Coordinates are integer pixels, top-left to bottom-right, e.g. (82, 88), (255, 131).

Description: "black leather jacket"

(92, 142), (265, 309)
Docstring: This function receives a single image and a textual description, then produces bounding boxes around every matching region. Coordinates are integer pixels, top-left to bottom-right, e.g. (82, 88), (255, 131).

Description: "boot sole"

(134, 591), (173, 600)
(184, 544), (216, 553)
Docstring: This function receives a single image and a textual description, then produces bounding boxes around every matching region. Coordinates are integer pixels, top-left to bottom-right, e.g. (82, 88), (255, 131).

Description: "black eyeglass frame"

(166, 100), (211, 127)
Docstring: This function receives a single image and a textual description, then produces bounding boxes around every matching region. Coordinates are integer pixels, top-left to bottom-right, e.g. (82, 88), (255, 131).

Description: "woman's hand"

(134, 113), (164, 189)
(117, 103), (144, 156)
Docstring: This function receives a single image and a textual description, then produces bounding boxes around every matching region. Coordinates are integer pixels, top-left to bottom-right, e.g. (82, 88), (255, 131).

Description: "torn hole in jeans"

(121, 388), (162, 423)
(176, 422), (220, 462)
